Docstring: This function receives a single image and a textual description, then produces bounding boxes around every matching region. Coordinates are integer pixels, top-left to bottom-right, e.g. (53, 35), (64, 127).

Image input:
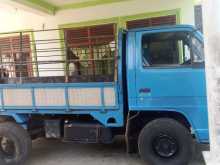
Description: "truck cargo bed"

(0, 82), (123, 127)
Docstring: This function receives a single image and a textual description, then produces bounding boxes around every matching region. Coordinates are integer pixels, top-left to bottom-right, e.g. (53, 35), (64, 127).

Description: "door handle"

(139, 88), (151, 93)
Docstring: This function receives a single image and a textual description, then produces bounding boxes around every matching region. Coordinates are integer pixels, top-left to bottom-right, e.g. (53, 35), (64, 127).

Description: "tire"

(138, 118), (194, 165)
(0, 122), (32, 165)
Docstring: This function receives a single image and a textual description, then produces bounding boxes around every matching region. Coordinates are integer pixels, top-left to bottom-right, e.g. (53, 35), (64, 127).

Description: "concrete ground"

(24, 137), (208, 165)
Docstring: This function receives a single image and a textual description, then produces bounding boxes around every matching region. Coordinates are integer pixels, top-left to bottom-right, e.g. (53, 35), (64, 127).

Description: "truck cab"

(123, 25), (208, 164)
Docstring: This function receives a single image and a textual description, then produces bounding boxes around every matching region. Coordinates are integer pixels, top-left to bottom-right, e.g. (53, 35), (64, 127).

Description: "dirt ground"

(24, 137), (208, 165)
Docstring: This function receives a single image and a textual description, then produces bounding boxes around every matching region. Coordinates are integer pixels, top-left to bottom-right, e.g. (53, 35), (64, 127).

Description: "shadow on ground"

(25, 137), (208, 165)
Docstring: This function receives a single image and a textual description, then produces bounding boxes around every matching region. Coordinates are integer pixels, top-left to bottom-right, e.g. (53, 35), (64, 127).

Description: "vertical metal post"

(19, 32), (23, 82)
(87, 28), (96, 79)
(113, 24), (118, 82)
(0, 47), (3, 78)
(203, 0), (220, 164)
(64, 30), (69, 83)
(33, 35), (39, 77)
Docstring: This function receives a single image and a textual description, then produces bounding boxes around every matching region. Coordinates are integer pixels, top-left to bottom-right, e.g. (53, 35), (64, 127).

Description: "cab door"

(134, 29), (206, 110)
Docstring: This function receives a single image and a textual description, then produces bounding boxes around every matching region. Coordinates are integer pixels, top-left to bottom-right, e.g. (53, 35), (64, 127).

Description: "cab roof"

(127, 24), (196, 33)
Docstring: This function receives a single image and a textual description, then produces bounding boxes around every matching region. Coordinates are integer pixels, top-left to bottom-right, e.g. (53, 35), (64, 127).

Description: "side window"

(191, 36), (204, 63)
(142, 32), (192, 67)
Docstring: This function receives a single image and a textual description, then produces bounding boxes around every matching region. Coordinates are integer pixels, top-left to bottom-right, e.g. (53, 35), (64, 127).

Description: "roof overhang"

(11, 0), (57, 15)
(10, 0), (131, 15)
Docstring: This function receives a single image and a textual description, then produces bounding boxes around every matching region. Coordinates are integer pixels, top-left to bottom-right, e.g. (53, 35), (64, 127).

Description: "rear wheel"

(138, 118), (194, 165)
(0, 122), (31, 165)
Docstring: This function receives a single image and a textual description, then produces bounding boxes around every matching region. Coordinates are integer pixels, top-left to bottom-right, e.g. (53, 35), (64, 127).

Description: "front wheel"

(0, 122), (32, 165)
(138, 118), (194, 165)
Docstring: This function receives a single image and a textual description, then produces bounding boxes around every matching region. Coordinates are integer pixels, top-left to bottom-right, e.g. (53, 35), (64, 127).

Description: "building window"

(64, 23), (117, 81)
(126, 15), (177, 29)
(0, 35), (32, 77)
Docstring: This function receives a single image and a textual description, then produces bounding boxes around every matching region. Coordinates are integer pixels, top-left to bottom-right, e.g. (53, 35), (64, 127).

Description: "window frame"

(140, 31), (196, 69)
(0, 34), (33, 77)
(190, 33), (205, 66)
(63, 23), (118, 82)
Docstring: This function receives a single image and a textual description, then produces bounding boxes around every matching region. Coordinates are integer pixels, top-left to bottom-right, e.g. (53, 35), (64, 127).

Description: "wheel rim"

(0, 136), (16, 159)
(152, 134), (178, 158)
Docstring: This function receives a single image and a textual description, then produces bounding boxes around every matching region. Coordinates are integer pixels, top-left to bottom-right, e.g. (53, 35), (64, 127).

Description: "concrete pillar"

(203, 0), (220, 164)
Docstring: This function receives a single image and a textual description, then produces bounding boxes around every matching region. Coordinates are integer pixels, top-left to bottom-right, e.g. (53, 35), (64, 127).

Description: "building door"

(126, 15), (177, 29)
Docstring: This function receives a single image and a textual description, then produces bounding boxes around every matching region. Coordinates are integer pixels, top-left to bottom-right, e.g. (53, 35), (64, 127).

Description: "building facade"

(0, 0), (200, 77)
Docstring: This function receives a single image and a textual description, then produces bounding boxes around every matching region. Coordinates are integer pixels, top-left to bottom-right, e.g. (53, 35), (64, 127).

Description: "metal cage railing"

(0, 28), (118, 83)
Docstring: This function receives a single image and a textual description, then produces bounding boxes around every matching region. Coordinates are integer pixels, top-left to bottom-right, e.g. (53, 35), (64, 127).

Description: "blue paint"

(0, 25), (209, 144)
(126, 25), (208, 143)
(0, 82), (123, 127)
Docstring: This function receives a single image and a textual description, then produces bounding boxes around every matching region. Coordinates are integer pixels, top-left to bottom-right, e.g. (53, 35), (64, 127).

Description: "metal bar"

(0, 28), (117, 82)
(30, 35), (114, 43)
(0, 28), (62, 35)
(87, 28), (96, 78)
(113, 24), (118, 82)
(0, 46), (3, 78)
(0, 88), (5, 112)
(19, 32), (23, 79)
(64, 30), (69, 82)
(32, 34), (39, 77)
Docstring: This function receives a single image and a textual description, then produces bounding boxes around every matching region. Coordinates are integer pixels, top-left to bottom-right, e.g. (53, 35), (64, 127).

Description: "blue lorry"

(0, 25), (208, 165)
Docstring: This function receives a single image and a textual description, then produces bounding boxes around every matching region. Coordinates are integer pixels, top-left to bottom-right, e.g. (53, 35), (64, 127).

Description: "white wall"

(0, 0), (195, 31)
